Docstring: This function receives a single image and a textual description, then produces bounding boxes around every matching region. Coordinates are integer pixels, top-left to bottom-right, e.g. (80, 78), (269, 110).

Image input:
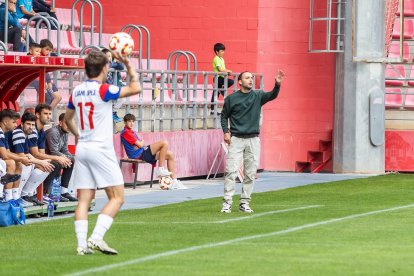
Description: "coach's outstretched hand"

(275, 69), (285, 84)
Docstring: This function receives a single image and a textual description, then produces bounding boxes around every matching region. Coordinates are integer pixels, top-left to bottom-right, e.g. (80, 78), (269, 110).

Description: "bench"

(119, 158), (155, 189)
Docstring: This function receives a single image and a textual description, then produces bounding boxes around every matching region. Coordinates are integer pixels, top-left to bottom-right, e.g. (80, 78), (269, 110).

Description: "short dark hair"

(40, 39), (53, 49)
(238, 71), (250, 81)
(35, 103), (52, 115)
(214, 43), (225, 53)
(29, 43), (41, 50)
(59, 113), (65, 122)
(85, 51), (108, 78)
(0, 109), (19, 121)
(123, 113), (136, 123)
(101, 48), (110, 54)
(21, 112), (36, 124)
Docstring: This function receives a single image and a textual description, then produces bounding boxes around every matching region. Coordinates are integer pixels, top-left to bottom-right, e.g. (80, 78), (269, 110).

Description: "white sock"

(91, 214), (114, 241)
(0, 184), (3, 196)
(61, 187), (68, 194)
(5, 189), (12, 201)
(21, 168), (49, 196)
(12, 188), (19, 200)
(75, 220), (88, 248)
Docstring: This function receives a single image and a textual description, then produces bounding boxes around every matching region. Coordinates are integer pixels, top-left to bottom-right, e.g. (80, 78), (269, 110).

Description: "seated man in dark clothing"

(44, 113), (77, 201)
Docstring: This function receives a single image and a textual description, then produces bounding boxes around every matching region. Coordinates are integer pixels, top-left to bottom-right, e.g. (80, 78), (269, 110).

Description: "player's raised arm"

(111, 52), (141, 99)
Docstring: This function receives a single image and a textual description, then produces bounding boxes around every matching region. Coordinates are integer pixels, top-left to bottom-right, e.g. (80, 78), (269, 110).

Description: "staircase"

(295, 133), (333, 173)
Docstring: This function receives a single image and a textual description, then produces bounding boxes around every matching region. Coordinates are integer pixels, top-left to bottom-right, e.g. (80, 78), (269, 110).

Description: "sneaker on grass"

(77, 247), (94, 255)
(87, 238), (118, 255)
(221, 201), (232, 213)
(239, 203), (254, 213)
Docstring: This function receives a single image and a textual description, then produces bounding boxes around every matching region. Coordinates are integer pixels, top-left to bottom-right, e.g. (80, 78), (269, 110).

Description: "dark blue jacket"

(0, 5), (23, 30)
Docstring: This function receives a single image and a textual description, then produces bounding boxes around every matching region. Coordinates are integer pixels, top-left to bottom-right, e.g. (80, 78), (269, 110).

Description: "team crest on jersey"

(109, 85), (119, 94)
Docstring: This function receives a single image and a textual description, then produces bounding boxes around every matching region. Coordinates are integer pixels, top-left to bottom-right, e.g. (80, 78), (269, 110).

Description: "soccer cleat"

(28, 195), (45, 206)
(19, 198), (34, 208)
(87, 238), (118, 255)
(77, 247), (94, 255)
(221, 202), (232, 213)
(156, 167), (172, 177)
(61, 193), (78, 202)
(239, 203), (254, 213)
(170, 179), (187, 190)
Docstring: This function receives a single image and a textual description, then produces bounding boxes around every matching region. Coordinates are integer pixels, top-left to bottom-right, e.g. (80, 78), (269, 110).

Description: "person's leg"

(211, 77), (224, 112)
(150, 140), (169, 167)
(222, 137), (244, 212)
(43, 161), (61, 194)
(49, 90), (62, 109)
(6, 27), (23, 52)
(227, 78), (234, 88)
(88, 185), (124, 254)
(239, 137), (260, 211)
(164, 150), (176, 179)
(74, 189), (95, 254)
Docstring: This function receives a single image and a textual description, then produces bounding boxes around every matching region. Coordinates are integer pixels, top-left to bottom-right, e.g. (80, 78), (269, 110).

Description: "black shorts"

(139, 145), (157, 164)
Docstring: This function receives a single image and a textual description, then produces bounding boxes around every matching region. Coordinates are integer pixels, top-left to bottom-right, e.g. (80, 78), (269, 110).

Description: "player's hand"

(224, 132), (231, 145)
(111, 51), (131, 67)
(21, 156), (32, 166)
(275, 69), (285, 84)
(40, 160), (54, 173)
(57, 156), (72, 168)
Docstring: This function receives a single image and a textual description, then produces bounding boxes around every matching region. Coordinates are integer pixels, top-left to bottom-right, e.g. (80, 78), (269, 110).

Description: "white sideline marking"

(114, 205), (322, 225)
(67, 203), (414, 276)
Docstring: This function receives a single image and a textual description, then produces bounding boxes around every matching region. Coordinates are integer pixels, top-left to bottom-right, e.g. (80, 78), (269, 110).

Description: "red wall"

(59, 0), (336, 172)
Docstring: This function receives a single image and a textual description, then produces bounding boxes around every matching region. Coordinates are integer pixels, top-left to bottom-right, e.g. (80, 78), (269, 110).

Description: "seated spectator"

(26, 104), (72, 202)
(0, 109), (28, 201)
(27, 41), (40, 55)
(7, 112), (54, 206)
(32, 0), (58, 23)
(30, 39), (62, 108)
(16, 0), (57, 29)
(44, 112), (77, 201)
(121, 113), (186, 189)
(0, 0), (27, 52)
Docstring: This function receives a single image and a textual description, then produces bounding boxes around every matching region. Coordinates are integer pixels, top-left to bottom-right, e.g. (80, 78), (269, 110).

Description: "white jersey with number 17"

(67, 80), (120, 149)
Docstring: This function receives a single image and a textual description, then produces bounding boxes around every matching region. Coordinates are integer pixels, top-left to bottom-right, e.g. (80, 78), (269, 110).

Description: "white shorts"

(73, 143), (124, 189)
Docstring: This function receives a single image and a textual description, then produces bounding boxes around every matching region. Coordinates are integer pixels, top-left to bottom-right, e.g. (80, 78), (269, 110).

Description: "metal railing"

(309, 0), (345, 53)
(121, 24), (150, 70)
(72, 0), (103, 47)
(26, 14), (61, 55)
(19, 69), (264, 132)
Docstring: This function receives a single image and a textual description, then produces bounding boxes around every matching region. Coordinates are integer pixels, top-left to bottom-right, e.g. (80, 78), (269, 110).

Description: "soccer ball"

(108, 32), (134, 56)
(159, 176), (173, 190)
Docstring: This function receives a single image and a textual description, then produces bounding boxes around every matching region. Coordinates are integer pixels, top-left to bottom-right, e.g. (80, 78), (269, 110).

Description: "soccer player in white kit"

(65, 50), (141, 255)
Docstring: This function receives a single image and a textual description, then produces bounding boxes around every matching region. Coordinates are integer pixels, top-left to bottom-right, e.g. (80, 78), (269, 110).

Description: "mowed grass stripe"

(113, 205), (323, 225)
(67, 203), (414, 276)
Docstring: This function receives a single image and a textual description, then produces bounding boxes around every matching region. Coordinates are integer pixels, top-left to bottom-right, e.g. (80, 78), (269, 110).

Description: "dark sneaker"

(239, 203), (254, 213)
(28, 195), (45, 206)
(1, 173), (21, 185)
(59, 196), (70, 202)
(61, 193), (78, 202)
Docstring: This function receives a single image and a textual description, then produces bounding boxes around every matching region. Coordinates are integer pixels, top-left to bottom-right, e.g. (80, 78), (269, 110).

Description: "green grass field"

(2, 174), (414, 275)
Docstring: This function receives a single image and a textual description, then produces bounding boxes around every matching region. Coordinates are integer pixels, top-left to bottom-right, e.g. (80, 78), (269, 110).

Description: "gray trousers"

(224, 136), (260, 204)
